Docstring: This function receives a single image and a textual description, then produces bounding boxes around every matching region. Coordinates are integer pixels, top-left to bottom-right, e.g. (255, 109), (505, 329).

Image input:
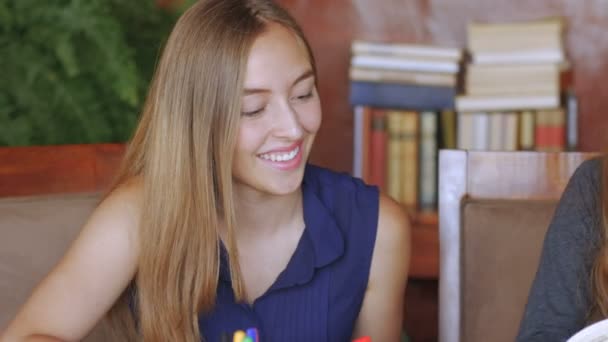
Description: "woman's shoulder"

(570, 157), (603, 189)
(104, 177), (143, 217)
(561, 157), (603, 216)
(107, 177), (144, 209)
(304, 164), (377, 197)
(549, 156), (604, 243)
(95, 177), (144, 244)
(303, 164), (380, 235)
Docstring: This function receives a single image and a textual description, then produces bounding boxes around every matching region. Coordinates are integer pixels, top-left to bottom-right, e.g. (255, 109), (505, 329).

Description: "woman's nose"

(272, 103), (304, 139)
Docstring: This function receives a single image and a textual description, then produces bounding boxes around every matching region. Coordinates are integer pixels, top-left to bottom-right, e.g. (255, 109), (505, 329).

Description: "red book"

(361, 107), (372, 182)
(535, 109), (566, 152)
(369, 109), (387, 191)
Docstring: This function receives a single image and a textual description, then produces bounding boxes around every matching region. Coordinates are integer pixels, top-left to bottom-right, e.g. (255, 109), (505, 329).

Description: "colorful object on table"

(233, 330), (246, 342)
(246, 327), (259, 342)
(352, 337), (372, 342)
(226, 328), (368, 342)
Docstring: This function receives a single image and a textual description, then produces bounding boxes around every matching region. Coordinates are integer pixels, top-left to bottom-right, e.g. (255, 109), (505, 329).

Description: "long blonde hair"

(103, 1), (316, 340)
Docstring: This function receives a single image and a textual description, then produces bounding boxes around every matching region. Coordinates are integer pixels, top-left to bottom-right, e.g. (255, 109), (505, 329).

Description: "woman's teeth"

(260, 146), (299, 162)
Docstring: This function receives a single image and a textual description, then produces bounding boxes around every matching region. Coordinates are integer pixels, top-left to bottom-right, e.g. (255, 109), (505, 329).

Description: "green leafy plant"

(0, 0), (191, 146)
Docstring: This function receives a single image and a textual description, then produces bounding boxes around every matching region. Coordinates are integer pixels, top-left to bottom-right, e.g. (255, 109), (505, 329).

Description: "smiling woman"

(1, 1), (410, 342)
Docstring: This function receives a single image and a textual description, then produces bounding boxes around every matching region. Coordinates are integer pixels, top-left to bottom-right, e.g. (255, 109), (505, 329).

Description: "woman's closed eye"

(293, 91), (313, 101)
(241, 107), (265, 117)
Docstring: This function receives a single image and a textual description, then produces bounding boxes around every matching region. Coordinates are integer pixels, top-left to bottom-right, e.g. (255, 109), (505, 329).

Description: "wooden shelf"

(409, 211), (439, 279)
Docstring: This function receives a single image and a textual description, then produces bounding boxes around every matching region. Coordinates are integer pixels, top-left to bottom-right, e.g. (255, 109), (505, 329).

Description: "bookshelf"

(348, 39), (456, 342)
(278, 1), (608, 340)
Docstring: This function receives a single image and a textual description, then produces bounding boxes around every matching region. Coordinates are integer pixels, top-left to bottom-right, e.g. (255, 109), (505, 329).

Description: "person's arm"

(352, 194), (411, 341)
(517, 159), (602, 341)
(0, 184), (141, 342)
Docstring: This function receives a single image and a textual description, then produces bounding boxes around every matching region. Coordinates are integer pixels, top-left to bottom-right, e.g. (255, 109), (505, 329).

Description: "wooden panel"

(467, 151), (601, 199)
(0, 144), (125, 197)
(92, 144), (127, 191)
(405, 279), (438, 342)
(277, 0), (608, 174)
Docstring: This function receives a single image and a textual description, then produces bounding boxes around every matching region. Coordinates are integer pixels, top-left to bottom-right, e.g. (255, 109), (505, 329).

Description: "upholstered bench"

(0, 192), (108, 341)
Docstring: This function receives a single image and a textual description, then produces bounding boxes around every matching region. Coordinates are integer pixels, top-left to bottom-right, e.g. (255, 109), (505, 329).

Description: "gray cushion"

(0, 192), (109, 341)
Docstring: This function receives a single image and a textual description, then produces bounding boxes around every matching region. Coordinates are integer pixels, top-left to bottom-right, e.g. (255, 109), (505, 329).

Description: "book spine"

(400, 111), (419, 211)
(352, 106), (364, 178)
(369, 109), (387, 191)
(386, 111), (403, 202)
(519, 110), (535, 150)
(457, 112), (474, 150)
(362, 107), (372, 182)
(349, 67), (456, 87)
(471, 50), (565, 65)
(419, 111), (437, 212)
(472, 112), (490, 150)
(440, 110), (457, 149)
(350, 81), (455, 110)
(455, 94), (559, 112)
(551, 109), (566, 150)
(502, 112), (519, 151)
(566, 90), (578, 151)
(535, 109), (566, 151)
(351, 55), (459, 73)
(488, 112), (504, 151)
(351, 40), (462, 60)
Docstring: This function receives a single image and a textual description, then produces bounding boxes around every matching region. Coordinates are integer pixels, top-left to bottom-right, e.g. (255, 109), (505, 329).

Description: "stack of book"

(456, 18), (577, 151)
(350, 40), (463, 212)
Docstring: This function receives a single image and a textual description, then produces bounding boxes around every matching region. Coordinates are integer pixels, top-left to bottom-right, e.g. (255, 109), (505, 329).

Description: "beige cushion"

(0, 192), (108, 341)
(461, 199), (558, 342)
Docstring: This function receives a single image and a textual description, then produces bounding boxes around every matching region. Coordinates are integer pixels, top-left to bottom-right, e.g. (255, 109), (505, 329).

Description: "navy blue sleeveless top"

(198, 164), (380, 342)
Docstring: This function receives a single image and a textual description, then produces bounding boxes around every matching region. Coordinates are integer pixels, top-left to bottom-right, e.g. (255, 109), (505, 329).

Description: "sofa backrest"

(0, 192), (109, 341)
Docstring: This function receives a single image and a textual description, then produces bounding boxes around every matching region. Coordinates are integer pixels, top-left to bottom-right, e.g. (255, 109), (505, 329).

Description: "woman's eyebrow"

(291, 69), (314, 87)
(242, 69), (315, 95)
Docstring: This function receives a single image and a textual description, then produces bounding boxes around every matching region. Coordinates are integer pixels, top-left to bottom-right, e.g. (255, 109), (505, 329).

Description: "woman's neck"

(231, 184), (303, 239)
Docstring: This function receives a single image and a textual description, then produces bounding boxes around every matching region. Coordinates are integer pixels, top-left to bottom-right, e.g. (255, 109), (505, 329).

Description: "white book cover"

(488, 113), (504, 151)
(468, 18), (563, 37)
(351, 40), (462, 60)
(349, 67), (457, 87)
(472, 112), (490, 150)
(567, 90), (578, 151)
(457, 112), (475, 150)
(502, 112), (519, 151)
(519, 111), (536, 150)
(419, 111), (437, 209)
(352, 106), (364, 178)
(567, 318), (608, 342)
(472, 50), (565, 65)
(351, 55), (460, 74)
(456, 94), (559, 112)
